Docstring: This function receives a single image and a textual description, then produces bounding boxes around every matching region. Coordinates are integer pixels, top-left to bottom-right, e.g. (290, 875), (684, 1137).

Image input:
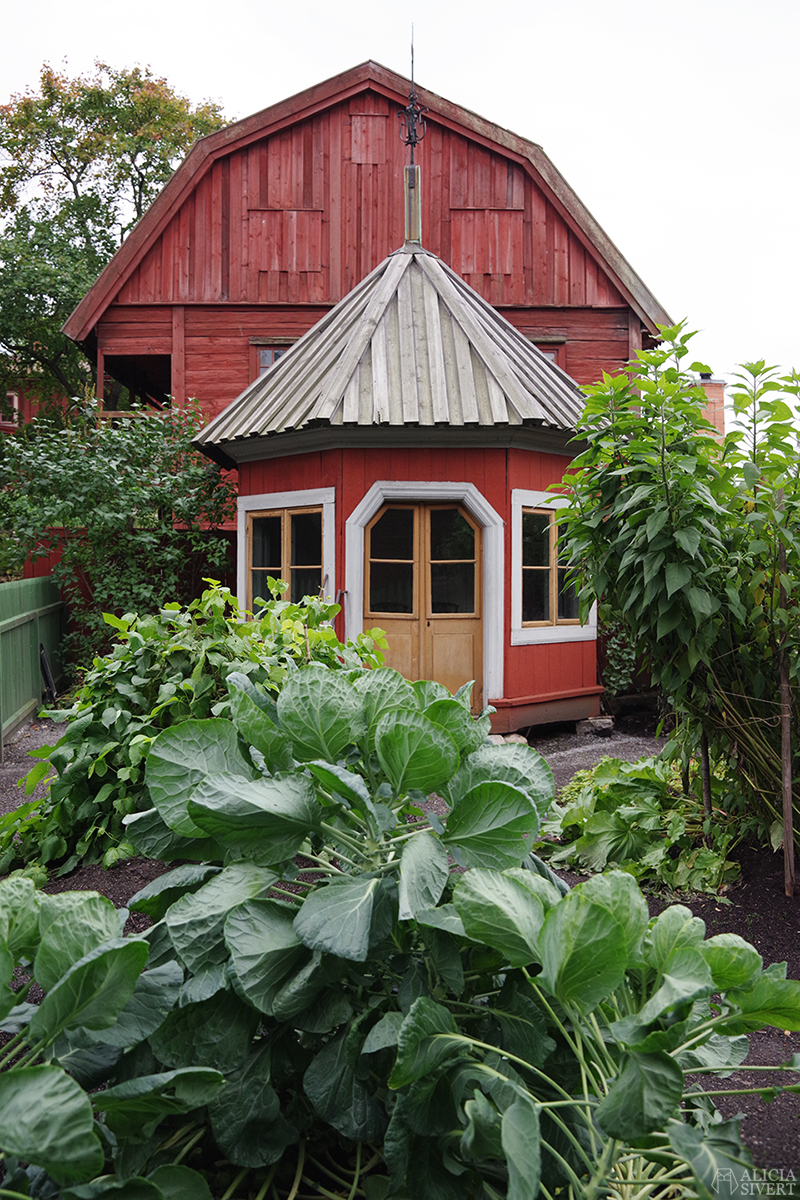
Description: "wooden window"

(247, 507), (323, 609)
(521, 509), (579, 627)
(259, 347), (288, 376)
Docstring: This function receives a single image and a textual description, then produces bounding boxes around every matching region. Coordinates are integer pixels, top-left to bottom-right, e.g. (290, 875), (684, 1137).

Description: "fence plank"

(0, 578), (65, 760)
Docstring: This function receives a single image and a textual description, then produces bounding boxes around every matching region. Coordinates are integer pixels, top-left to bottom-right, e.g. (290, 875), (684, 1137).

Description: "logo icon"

(713, 1169), (739, 1194)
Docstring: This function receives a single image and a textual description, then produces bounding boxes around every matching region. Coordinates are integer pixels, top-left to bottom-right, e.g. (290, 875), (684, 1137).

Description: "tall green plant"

(3, 583), (386, 875)
(559, 324), (800, 863)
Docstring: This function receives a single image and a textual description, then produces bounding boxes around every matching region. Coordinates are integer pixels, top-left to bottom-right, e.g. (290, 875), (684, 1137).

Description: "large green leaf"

(304, 1032), (388, 1141)
(700, 933), (762, 993)
(595, 1050), (683, 1139)
(637, 948), (715, 1024)
(128, 865), (220, 921)
(149, 990), (258, 1073)
(81, 961), (183, 1050)
(293, 876), (385, 962)
(305, 760), (374, 814)
(123, 807), (219, 862)
(644, 905), (706, 973)
(537, 890), (627, 1014)
(188, 772), (319, 864)
(722, 973), (800, 1032)
(353, 667), (418, 753)
(461, 1089), (503, 1161)
(62, 1178), (164, 1199)
(0, 875), (42, 959)
(29, 939), (149, 1042)
(669, 1120), (755, 1198)
(277, 665), (365, 762)
(398, 832), (449, 919)
(423, 698), (486, 757)
(389, 997), (464, 1088)
(224, 898), (309, 1015)
(577, 871), (648, 962)
(227, 674), (293, 772)
(502, 1092), (541, 1200)
(93, 1067), (225, 1141)
(442, 782), (539, 870)
(446, 743), (554, 818)
(208, 1041), (296, 1167)
(492, 982), (555, 1068)
(166, 862), (277, 975)
(375, 710), (460, 795)
(0, 1063), (104, 1184)
(145, 719), (255, 835)
(453, 870), (545, 966)
(147, 1166), (214, 1200)
(34, 892), (120, 992)
(415, 904), (470, 939)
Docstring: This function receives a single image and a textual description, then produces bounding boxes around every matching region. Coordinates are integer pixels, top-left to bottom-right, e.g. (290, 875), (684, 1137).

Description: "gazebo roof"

(195, 241), (585, 468)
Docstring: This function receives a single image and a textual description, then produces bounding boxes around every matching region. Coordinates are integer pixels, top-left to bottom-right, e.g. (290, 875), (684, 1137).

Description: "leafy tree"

(559, 323), (800, 889)
(0, 401), (237, 665)
(0, 62), (225, 402)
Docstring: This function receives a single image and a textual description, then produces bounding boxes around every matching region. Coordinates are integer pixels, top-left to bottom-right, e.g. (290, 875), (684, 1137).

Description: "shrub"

(1, 582), (386, 875)
(537, 755), (741, 893)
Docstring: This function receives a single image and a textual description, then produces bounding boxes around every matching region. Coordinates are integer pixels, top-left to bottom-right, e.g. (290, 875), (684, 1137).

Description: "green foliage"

(0, 62), (225, 400)
(0, 401), (237, 663)
(1, 687), (798, 1196)
(2, 583), (386, 875)
(559, 324), (800, 850)
(538, 755), (741, 893)
(597, 615), (638, 697)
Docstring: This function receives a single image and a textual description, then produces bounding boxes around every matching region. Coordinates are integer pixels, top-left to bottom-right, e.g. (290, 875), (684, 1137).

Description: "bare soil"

(2, 713), (799, 1174)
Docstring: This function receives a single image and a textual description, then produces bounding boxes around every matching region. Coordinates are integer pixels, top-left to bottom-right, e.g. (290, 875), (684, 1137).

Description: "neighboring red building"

(64, 62), (677, 728)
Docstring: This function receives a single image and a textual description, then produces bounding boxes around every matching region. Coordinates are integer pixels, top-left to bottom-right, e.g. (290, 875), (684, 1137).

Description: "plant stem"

(286, 1139), (306, 1200)
(0, 1031), (28, 1069)
(346, 1141), (362, 1200)
(220, 1167), (249, 1200)
(252, 1164), (278, 1200)
(172, 1126), (205, 1165)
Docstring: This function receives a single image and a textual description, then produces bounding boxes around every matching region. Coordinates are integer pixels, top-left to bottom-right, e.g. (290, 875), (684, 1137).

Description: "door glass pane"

(430, 508), (474, 560)
(291, 567), (322, 602)
(522, 512), (550, 567)
(291, 511), (322, 566)
(370, 562), (414, 613)
(431, 562), (475, 613)
(370, 508), (414, 560)
(522, 569), (549, 622)
(252, 516), (282, 569)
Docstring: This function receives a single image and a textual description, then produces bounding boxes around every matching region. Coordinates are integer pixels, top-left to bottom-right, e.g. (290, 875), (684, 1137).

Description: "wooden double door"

(364, 503), (483, 708)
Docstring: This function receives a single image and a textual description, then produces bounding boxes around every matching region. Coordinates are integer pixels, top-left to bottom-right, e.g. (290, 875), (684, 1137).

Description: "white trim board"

(345, 481), (505, 704)
(237, 488), (336, 609)
(510, 489), (596, 645)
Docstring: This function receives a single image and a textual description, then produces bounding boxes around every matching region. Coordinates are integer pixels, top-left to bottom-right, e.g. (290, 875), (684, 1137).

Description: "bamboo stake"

(779, 525), (796, 896)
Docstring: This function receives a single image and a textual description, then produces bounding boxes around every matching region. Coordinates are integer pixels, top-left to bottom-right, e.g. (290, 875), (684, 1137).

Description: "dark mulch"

(3, 713), (800, 1174)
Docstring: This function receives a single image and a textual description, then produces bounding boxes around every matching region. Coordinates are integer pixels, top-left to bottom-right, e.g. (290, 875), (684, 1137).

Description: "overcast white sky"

(3, 0), (798, 387)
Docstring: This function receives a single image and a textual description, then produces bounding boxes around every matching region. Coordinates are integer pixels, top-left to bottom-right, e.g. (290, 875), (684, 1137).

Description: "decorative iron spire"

(398, 32), (427, 167)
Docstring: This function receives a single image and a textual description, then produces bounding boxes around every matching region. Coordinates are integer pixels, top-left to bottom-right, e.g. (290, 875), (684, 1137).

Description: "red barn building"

(65, 62), (675, 729)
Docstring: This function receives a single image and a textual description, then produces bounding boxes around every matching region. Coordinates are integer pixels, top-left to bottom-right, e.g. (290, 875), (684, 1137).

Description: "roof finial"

(398, 27), (427, 167)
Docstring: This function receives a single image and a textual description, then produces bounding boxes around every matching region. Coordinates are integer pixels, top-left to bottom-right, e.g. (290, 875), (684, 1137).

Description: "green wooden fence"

(0, 577), (65, 760)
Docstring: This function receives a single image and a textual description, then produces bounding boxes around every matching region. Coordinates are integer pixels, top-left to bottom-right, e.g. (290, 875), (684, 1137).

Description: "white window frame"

(238, 488), (336, 610)
(510, 489), (596, 645)
(345, 481), (504, 703)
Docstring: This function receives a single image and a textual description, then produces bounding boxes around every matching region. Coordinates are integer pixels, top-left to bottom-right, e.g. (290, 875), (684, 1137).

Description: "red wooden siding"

(115, 90), (624, 314)
(239, 445), (596, 709)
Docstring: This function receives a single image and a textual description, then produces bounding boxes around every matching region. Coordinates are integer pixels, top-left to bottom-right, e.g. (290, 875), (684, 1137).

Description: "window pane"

(431, 562), (475, 613)
(430, 508), (474, 561)
(522, 512), (549, 567)
(291, 511), (322, 566)
(557, 569), (580, 620)
(291, 567), (322, 602)
(370, 508), (414, 560)
(252, 516), (282, 569)
(522, 569), (549, 622)
(370, 562), (414, 613)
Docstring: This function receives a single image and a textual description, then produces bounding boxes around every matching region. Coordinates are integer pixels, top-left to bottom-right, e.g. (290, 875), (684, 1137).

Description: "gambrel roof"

(64, 61), (670, 346)
(195, 241), (584, 467)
